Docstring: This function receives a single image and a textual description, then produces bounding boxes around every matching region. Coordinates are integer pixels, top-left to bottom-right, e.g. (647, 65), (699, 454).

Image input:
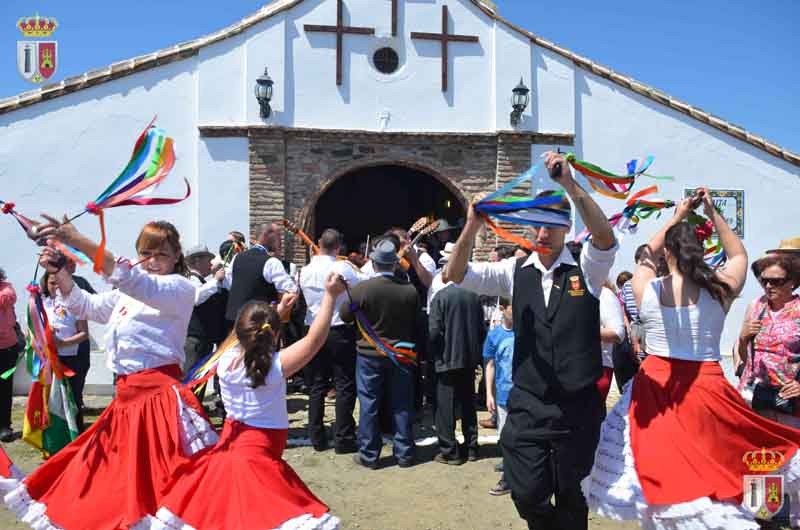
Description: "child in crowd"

(483, 297), (514, 496)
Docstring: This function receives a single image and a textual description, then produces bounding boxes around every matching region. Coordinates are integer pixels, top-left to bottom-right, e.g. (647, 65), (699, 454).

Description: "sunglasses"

(760, 276), (790, 287)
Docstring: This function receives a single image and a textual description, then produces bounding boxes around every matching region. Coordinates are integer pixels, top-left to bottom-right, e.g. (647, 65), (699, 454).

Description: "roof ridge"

(0, 0), (796, 167)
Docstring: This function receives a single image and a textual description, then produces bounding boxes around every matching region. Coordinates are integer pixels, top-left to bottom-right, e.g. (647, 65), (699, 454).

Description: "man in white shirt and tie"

(300, 229), (367, 453)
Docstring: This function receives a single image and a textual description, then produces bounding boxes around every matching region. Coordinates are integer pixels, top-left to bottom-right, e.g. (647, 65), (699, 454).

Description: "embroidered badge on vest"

(568, 275), (586, 297)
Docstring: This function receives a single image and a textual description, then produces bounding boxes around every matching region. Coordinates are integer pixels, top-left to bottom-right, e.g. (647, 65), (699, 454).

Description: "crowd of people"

(0, 151), (797, 529)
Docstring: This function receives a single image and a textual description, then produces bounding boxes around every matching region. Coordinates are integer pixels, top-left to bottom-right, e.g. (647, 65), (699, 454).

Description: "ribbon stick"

(26, 283), (74, 381)
(64, 118), (190, 273)
(565, 154), (673, 200)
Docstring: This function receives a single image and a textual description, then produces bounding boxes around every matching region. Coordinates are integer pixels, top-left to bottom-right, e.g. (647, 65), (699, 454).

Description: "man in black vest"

(185, 245), (228, 375)
(444, 152), (617, 530)
(225, 222), (297, 326)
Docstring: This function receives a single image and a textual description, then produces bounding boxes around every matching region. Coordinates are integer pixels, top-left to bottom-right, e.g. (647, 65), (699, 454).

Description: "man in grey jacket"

(429, 282), (486, 464)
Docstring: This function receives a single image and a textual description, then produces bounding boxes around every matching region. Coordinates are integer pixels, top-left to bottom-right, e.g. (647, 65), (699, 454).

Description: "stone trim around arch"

(245, 127), (573, 262)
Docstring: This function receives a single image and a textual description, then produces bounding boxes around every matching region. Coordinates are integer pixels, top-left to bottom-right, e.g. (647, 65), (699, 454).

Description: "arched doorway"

(313, 164), (465, 254)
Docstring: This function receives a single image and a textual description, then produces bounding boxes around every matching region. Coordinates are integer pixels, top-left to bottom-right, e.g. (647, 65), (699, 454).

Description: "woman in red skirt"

(151, 273), (344, 530)
(5, 218), (218, 529)
(582, 188), (800, 529)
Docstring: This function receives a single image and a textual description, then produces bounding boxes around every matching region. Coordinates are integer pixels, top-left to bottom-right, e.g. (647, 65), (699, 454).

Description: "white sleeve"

(581, 240), (618, 299)
(108, 259), (196, 317)
(263, 257), (297, 293)
(193, 275), (220, 306)
(60, 285), (119, 325)
(335, 260), (368, 286)
(457, 259), (515, 298)
(418, 252), (437, 275)
(600, 288), (626, 341)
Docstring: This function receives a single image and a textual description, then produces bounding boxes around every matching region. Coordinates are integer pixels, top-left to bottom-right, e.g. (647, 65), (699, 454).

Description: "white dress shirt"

(459, 241), (618, 304)
(599, 286), (626, 368)
(223, 245), (298, 294)
(188, 270), (223, 306)
(427, 269), (453, 311)
(301, 255), (367, 326)
(60, 259), (195, 375)
(42, 296), (80, 357)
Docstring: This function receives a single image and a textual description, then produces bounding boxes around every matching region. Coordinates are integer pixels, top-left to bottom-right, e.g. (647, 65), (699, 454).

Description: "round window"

(373, 47), (400, 75)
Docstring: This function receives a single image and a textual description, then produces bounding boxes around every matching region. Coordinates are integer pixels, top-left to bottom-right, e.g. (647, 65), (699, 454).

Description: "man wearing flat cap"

(185, 244), (228, 375)
(340, 238), (420, 469)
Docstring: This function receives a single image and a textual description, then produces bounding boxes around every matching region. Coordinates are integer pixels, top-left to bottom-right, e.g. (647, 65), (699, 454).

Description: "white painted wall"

(197, 137), (251, 248)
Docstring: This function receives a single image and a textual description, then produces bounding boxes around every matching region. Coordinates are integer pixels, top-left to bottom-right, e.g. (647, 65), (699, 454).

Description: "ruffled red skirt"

(156, 419), (333, 530)
(630, 355), (800, 505)
(6, 365), (212, 530)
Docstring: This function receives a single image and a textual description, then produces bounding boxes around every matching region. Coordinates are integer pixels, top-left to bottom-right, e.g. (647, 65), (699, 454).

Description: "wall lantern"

(510, 77), (530, 127)
(255, 67), (274, 119)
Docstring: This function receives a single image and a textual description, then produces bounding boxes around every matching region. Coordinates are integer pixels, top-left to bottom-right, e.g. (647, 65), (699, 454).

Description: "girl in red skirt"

(5, 218), (218, 529)
(151, 273), (344, 530)
(582, 188), (800, 529)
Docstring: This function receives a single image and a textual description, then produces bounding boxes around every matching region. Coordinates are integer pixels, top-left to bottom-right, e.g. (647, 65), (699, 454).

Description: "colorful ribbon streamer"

(565, 153), (673, 199)
(574, 186), (675, 243)
(473, 162), (569, 254)
(688, 212), (727, 269)
(70, 118), (190, 273)
(343, 284), (416, 372)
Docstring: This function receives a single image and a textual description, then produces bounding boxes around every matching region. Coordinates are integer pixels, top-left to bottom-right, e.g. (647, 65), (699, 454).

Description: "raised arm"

(280, 273), (345, 378)
(39, 248), (118, 323)
(699, 188), (748, 299)
(36, 215), (116, 276)
(632, 196), (696, 307)
(544, 152), (615, 251)
(443, 194), (485, 284)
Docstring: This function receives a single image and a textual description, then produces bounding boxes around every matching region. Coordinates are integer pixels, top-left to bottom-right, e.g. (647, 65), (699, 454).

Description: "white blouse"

(42, 296), (80, 357)
(217, 344), (288, 429)
(60, 259), (195, 375)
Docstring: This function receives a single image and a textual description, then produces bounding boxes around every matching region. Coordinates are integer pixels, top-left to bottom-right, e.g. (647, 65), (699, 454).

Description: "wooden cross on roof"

(304, 0), (375, 86)
(411, 5), (479, 92)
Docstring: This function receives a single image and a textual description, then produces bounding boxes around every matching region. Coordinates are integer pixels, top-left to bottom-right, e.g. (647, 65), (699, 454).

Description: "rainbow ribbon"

(24, 282), (74, 381)
(575, 186), (675, 243)
(344, 284), (416, 373)
(566, 154), (673, 200)
(71, 117), (190, 273)
(182, 340), (237, 393)
(474, 162), (569, 253)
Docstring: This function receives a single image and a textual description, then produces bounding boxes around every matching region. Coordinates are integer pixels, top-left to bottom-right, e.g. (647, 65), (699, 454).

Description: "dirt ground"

(0, 390), (643, 530)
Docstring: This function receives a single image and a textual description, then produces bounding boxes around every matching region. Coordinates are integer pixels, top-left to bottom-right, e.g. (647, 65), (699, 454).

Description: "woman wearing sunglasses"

(736, 253), (800, 428)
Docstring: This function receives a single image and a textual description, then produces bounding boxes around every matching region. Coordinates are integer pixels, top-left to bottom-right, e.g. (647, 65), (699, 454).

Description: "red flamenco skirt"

(582, 355), (800, 529)
(4, 365), (218, 530)
(152, 419), (339, 530)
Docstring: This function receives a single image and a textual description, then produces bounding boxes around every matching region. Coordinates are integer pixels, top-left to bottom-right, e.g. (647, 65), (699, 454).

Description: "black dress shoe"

(0, 427), (13, 443)
(467, 447), (479, 462)
(334, 443), (358, 455)
(397, 458), (415, 468)
(352, 454), (378, 470)
(434, 453), (465, 466)
(312, 440), (329, 452)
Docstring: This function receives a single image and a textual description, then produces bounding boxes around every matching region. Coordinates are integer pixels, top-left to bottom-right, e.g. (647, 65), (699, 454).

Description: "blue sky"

(1, 0), (797, 152)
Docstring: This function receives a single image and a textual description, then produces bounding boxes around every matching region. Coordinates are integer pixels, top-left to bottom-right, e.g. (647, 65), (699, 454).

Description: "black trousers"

(435, 368), (478, 458)
(0, 346), (18, 429)
(60, 351), (90, 432)
(307, 326), (357, 448)
(500, 404), (602, 530)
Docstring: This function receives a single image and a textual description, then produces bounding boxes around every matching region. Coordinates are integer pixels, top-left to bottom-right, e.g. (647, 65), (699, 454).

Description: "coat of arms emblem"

(742, 448), (787, 521)
(17, 14), (58, 84)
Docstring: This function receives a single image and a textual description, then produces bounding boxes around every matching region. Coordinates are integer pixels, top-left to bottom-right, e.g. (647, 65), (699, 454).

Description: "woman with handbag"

(0, 267), (21, 443)
(736, 253), (800, 427)
(582, 188), (800, 529)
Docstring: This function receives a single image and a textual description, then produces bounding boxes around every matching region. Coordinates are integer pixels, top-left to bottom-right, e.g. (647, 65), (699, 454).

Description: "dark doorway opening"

(314, 165), (464, 254)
